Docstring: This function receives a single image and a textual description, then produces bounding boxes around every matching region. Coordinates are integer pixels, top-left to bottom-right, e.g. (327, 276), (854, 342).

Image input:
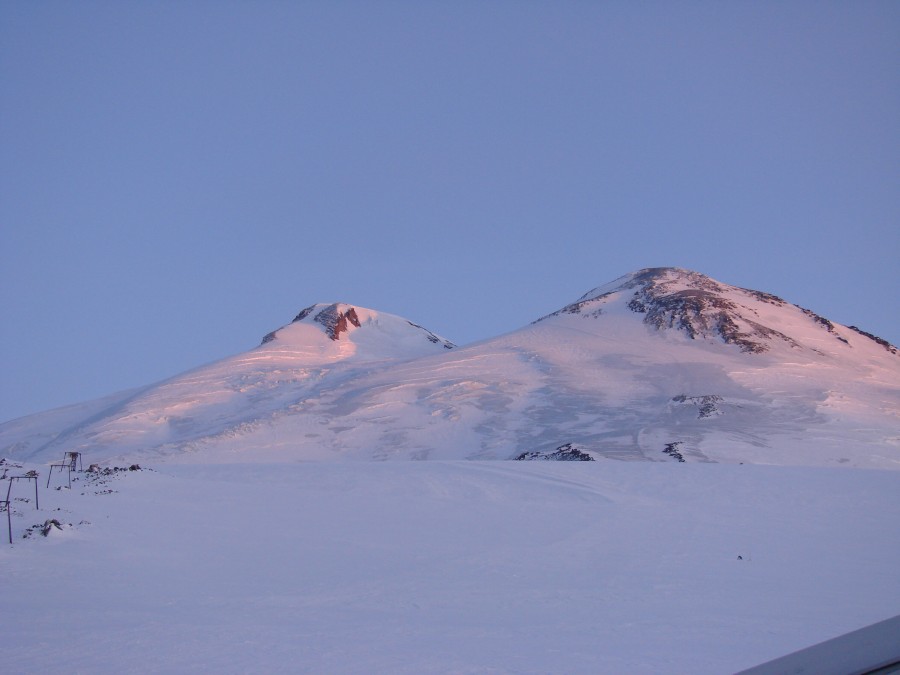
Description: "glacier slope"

(1, 268), (897, 468)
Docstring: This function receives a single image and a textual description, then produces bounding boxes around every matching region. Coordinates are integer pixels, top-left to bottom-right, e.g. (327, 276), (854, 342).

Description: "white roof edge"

(735, 614), (900, 675)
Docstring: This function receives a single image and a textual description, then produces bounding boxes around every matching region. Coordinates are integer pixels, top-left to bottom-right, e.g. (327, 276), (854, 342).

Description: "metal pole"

(4, 480), (11, 544)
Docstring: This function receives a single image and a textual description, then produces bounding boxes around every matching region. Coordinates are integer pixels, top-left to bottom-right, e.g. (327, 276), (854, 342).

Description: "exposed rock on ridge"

(310, 304), (361, 341)
(260, 303), (363, 342)
(848, 325), (898, 355)
(514, 443), (595, 461)
(623, 269), (798, 353)
(536, 267), (886, 355)
(261, 302), (456, 350)
(407, 321), (456, 349)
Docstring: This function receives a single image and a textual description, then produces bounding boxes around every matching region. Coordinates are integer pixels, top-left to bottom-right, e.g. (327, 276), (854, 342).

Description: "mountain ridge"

(538, 267), (895, 356)
(2, 268), (898, 468)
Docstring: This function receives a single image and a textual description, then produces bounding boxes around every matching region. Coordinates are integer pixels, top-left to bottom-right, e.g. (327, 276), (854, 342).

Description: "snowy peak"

(579, 267), (716, 300)
(622, 268), (795, 353)
(260, 302), (455, 358)
(261, 302), (358, 344)
(293, 303), (362, 341)
(540, 267), (897, 355)
(1, 267), (897, 470)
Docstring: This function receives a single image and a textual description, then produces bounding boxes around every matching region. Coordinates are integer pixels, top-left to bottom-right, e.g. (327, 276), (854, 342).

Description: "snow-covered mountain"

(2, 268), (898, 468)
(260, 302), (456, 354)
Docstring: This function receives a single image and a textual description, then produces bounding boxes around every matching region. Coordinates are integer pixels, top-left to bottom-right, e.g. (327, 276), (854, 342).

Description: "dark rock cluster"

(625, 273), (799, 353)
(514, 443), (595, 461)
(406, 321), (455, 349)
(314, 304), (362, 340)
(80, 464), (145, 496)
(672, 394), (723, 419)
(739, 288), (786, 306)
(263, 303), (455, 348)
(663, 442), (685, 462)
(86, 464), (142, 475)
(800, 307), (849, 344)
(533, 268), (881, 356)
(848, 326), (898, 355)
(536, 294), (609, 321)
(263, 303), (362, 342)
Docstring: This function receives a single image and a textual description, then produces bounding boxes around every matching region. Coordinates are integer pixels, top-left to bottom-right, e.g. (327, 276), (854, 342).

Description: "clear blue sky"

(1, 1), (898, 423)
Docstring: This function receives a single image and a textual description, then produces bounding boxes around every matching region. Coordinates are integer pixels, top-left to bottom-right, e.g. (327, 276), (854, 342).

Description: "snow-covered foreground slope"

(2, 460), (898, 674)
(3, 270), (897, 673)
(2, 268), (897, 468)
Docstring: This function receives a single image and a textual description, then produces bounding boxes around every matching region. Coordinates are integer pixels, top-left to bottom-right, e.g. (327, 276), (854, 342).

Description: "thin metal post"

(23, 474), (38, 509)
(9, 476), (39, 510)
(3, 479), (11, 545)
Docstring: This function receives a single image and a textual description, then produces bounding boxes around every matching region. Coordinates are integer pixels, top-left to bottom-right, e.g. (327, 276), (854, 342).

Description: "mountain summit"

(540, 267), (889, 355)
(260, 303), (455, 357)
(2, 269), (897, 468)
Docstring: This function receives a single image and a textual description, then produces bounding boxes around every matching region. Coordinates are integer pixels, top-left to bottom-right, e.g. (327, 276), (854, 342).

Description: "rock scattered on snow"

(663, 442), (686, 462)
(514, 443), (595, 461)
(21, 519), (67, 538)
(40, 519), (63, 536)
(671, 394), (724, 419)
(80, 465), (146, 496)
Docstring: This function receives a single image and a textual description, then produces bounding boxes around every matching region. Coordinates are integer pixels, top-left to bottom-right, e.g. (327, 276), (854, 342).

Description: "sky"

(1, 1), (898, 423)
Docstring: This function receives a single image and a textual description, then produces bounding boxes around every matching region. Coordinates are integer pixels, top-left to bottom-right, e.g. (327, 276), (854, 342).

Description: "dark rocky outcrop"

(514, 443), (595, 461)
(407, 321), (455, 349)
(292, 305), (318, 323)
(624, 272), (799, 353)
(40, 519), (63, 536)
(848, 326), (898, 355)
(663, 442), (685, 462)
(263, 303), (456, 349)
(533, 267), (863, 354)
(264, 303), (362, 342)
(672, 394), (723, 419)
(313, 304), (361, 340)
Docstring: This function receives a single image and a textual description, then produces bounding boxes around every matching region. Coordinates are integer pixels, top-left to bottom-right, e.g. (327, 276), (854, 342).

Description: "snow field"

(2, 460), (898, 674)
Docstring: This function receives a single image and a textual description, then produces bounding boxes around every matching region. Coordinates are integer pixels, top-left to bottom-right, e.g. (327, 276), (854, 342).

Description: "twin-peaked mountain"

(2, 268), (898, 468)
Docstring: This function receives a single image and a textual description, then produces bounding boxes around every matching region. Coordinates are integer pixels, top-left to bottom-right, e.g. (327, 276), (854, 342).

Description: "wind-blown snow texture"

(2, 268), (898, 468)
